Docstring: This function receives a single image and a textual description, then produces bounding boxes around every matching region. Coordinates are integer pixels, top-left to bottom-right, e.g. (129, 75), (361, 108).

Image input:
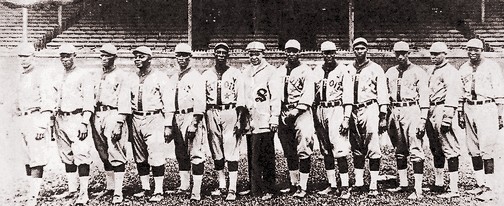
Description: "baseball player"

(312, 41), (352, 199)
(347, 37), (388, 197)
(425, 42), (462, 198)
(459, 38), (504, 201)
(385, 41), (429, 199)
(241, 41), (282, 200)
(52, 43), (95, 205)
(277, 39), (315, 198)
(130, 46), (175, 202)
(169, 43), (207, 201)
(90, 44), (131, 204)
(13, 43), (52, 206)
(203, 42), (245, 201)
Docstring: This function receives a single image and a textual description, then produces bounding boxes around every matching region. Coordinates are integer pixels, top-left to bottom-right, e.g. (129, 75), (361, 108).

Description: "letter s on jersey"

(255, 88), (268, 102)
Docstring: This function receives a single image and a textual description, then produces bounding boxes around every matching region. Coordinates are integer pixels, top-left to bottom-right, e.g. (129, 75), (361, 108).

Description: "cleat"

(225, 190), (236, 201)
(165, 188), (189, 195)
(53, 191), (78, 199)
(386, 186), (409, 193)
(437, 191), (460, 198)
(407, 191), (423, 200)
(317, 186), (338, 195)
(293, 188), (306, 198)
(368, 189), (379, 197)
(238, 189), (251, 196)
(75, 191), (89, 206)
(211, 188), (227, 196)
(422, 185), (445, 193)
(112, 194), (123, 204)
(94, 189), (114, 198)
(467, 185), (486, 195)
(476, 190), (495, 201)
(340, 187), (351, 200)
(280, 185), (297, 194)
(148, 193), (163, 202)
(190, 193), (201, 201)
(261, 193), (273, 201)
(350, 185), (366, 193)
(133, 189), (149, 198)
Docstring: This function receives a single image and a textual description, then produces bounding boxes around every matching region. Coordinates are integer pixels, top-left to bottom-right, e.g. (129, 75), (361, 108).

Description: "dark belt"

(354, 99), (377, 109)
(392, 101), (417, 107)
(466, 99), (495, 105)
(316, 100), (343, 108)
(175, 108), (194, 114)
(17, 108), (40, 116)
(58, 108), (83, 116)
(207, 103), (236, 110)
(282, 102), (298, 110)
(430, 100), (445, 106)
(133, 110), (162, 116)
(95, 105), (118, 112)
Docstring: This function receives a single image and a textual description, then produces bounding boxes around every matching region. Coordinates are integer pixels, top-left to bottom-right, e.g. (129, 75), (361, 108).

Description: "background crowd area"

(1, 53), (504, 205)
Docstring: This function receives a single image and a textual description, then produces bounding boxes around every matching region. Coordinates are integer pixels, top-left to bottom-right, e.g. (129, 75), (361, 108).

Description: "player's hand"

(164, 126), (173, 143)
(416, 120), (426, 139)
(35, 127), (46, 140)
(378, 112), (387, 135)
(457, 111), (465, 129)
(111, 122), (123, 142)
(499, 116), (503, 130)
(339, 117), (349, 135)
(77, 123), (88, 140)
(269, 123), (278, 132)
(440, 121), (451, 134)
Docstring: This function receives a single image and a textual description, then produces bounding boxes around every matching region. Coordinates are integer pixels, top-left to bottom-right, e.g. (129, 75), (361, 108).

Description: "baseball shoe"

(422, 185), (445, 193)
(368, 189), (379, 197)
(407, 191), (423, 200)
(437, 191), (460, 198)
(94, 189), (114, 198)
(238, 189), (251, 196)
(340, 187), (351, 199)
(317, 186), (338, 195)
(75, 191), (89, 206)
(112, 194), (123, 204)
(225, 190), (236, 201)
(211, 188), (227, 196)
(133, 189), (150, 198)
(53, 191), (78, 199)
(292, 186), (306, 198)
(165, 187), (189, 195)
(190, 193), (201, 201)
(148, 193), (163, 202)
(476, 189), (495, 201)
(467, 185), (487, 195)
(261, 193), (273, 201)
(280, 185), (297, 194)
(350, 185), (366, 193)
(386, 186), (409, 193)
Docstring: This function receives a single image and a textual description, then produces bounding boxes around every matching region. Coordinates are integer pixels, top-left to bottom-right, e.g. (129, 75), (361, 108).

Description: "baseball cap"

(59, 43), (77, 54)
(466, 38), (483, 49)
(246, 41), (265, 51)
(174, 43), (192, 54)
(100, 43), (117, 55)
(321, 41), (337, 51)
(352, 37), (368, 47)
(17, 42), (35, 56)
(429, 42), (448, 53)
(214, 42), (229, 51)
(285, 39), (301, 50)
(133, 46), (153, 56)
(393, 41), (409, 52)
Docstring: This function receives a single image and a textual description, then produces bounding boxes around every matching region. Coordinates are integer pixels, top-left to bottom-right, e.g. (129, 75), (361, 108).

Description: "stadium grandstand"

(0, 0), (503, 53)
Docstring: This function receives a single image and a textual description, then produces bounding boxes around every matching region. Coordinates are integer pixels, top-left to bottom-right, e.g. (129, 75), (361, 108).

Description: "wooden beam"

(188, 0), (193, 46)
(22, 7), (28, 43)
(348, 0), (354, 51)
(58, 5), (63, 33)
(481, 0), (485, 23)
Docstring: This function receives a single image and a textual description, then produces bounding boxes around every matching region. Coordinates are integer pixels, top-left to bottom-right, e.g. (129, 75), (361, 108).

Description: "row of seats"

(463, 0), (504, 49)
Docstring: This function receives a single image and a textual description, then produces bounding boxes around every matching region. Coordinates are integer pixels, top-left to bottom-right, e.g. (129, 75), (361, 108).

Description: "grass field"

(1, 56), (504, 206)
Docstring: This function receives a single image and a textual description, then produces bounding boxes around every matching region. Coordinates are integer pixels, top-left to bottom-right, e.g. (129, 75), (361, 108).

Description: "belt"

(175, 108), (194, 114)
(316, 100), (343, 108)
(133, 110), (162, 116)
(354, 99), (377, 109)
(58, 108), (83, 116)
(392, 101), (417, 107)
(466, 99), (495, 105)
(282, 102), (298, 110)
(17, 108), (40, 116)
(430, 100), (445, 106)
(95, 105), (118, 112)
(207, 103), (236, 110)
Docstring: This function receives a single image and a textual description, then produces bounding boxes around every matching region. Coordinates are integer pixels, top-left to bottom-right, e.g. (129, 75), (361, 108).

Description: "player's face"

(18, 54), (34, 69)
(285, 48), (300, 64)
(353, 45), (367, 59)
(395, 51), (409, 66)
(60, 53), (75, 70)
(134, 53), (151, 69)
(248, 51), (263, 66)
(322, 50), (336, 63)
(430, 52), (446, 65)
(214, 48), (228, 64)
(467, 47), (482, 62)
(175, 52), (191, 68)
(100, 52), (116, 68)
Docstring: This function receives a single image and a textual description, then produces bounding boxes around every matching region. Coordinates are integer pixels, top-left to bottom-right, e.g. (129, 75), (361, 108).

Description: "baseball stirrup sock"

(369, 158), (381, 171)
(327, 169), (336, 187)
(192, 163), (204, 176)
(79, 176), (90, 194)
(414, 174), (423, 194)
(299, 158), (311, 173)
(105, 171), (115, 190)
(287, 158), (299, 171)
(67, 172), (79, 192)
(370, 171), (379, 190)
(152, 165), (165, 177)
(289, 170), (300, 185)
(113, 164), (126, 173)
(137, 162), (150, 176)
(179, 171), (190, 190)
(300, 173), (309, 190)
(78, 164), (90, 177)
(484, 158), (494, 174)
(65, 164), (78, 173)
(192, 175), (203, 195)
(447, 157), (459, 172)
(398, 169), (408, 187)
(25, 164), (31, 176)
(340, 173), (349, 187)
(397, 156), (408, 170)
(114, 172), (125, 195)
(227, 161), (238, 172)
(229, 171), (238, 191)
(103, 161), (113, 171)
(433, 155), (445, 169)
(140, 175), (150, 190)
(214, 159), (225, 171)
(449, 172), (459, 193)
(413, 160), (424, 174)
(31, 166), (43, 178)
(434, 168), (444, 186)
(337, 157), (349, 173)
(154, 176), (164, 194)
(472, 156), (484, 171)
(354, 169), (364, 187)
(217, 170), (226, 189)
(324, 155), (336, 170)
(353, 155), (365, 169)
